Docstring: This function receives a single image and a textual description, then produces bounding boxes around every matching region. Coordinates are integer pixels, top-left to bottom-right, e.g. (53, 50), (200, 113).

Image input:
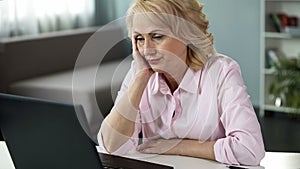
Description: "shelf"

(265, 32), (293, 39)
(264, 68), (276, 75)
(265, 32), (300, 39)
(264, 104), (300, 114)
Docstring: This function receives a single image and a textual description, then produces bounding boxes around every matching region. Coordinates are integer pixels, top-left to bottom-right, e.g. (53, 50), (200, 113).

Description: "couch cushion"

(9, 58), (132, 142)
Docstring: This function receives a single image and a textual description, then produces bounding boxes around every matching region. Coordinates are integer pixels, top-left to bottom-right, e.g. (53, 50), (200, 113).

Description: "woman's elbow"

(236, 145), (265, 166)
(248, 148), (265, 166)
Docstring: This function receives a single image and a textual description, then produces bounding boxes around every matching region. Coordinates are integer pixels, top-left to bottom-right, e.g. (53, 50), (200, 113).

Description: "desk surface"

(1, 141), (299, 169)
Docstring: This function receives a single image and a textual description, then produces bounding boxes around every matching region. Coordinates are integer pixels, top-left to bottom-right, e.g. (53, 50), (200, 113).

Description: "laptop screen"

(0, 93), (174, 169)
(0, 93), (103, 169)
(0, 130), (3, 141)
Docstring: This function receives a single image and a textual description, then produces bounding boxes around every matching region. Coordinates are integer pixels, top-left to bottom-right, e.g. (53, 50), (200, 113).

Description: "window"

(0, 0), (95, 38)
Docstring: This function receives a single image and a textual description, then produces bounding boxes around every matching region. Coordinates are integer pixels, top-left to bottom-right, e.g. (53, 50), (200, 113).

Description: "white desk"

(1, 141), (299, 169)
(0, 142), (15, 169)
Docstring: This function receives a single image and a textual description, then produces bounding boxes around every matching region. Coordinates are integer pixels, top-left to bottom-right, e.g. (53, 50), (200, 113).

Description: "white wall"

(200, 0), (262, 107)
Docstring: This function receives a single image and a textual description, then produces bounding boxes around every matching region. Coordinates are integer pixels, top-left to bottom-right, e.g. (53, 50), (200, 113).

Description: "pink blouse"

(98, 54), (265, 165)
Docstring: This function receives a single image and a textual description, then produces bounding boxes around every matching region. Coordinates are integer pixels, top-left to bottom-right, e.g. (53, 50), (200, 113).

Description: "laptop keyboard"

(99, 153), (173, 169)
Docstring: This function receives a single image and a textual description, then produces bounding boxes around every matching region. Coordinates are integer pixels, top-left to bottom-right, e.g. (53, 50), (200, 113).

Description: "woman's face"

(132, 14), (187, 74)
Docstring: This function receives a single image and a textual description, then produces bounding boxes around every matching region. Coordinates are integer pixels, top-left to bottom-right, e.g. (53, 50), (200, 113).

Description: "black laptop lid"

(0, 93), (103, 169)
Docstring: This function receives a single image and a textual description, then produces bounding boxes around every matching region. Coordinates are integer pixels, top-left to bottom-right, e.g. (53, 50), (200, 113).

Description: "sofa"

(0, 26), (132, 142)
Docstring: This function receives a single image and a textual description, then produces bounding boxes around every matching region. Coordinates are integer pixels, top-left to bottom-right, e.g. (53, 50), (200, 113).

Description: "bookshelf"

(260, 0), (300, 116)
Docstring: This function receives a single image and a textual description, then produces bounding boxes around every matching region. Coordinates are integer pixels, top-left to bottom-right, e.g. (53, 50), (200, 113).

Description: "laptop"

(0, 93), (173, 169)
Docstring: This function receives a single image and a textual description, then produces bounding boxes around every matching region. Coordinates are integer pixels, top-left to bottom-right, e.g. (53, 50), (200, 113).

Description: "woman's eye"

(135, 36), (144, 42)
(153, 35), (164, 40)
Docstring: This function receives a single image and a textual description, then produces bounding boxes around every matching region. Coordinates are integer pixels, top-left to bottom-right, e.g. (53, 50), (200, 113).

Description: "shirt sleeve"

(97, 61), (142, 155)
(213, 59), (265, 165)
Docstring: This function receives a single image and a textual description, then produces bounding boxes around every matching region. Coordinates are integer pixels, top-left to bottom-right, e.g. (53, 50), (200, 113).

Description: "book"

(265, 48), (286, 68)
(270, 13), (282, 32)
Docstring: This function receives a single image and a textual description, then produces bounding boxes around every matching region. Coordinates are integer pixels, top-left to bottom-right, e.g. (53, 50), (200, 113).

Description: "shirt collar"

(151, 73), (160, 94)
(179, 68), (202, 94)
(151, 68), (202, 95)
(151, 73), (170, 95)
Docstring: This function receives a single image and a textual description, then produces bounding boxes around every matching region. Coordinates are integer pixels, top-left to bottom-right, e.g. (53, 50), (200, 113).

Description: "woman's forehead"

(133, 14), (167, 31)
(130, 13), (189, 44)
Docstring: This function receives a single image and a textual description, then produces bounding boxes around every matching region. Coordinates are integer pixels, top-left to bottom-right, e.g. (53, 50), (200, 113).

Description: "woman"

(99, 0), (265, 166)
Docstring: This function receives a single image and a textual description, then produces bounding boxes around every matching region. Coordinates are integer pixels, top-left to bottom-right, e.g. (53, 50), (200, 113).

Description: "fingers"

(138, 147), (158, 154)
(131, 35), (139, 54)
(136, 140), (154, 151)
(137, 139), (182, 155)
(137, 140), (159, 154)
(137, 139), (168, 154)
(132, 35), (143, 59)
(131, 37), (144, 62)
(131, 36), (153, 76)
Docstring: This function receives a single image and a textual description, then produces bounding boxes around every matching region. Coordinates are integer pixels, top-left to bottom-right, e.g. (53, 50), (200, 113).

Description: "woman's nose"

(143, 40), (156, 55)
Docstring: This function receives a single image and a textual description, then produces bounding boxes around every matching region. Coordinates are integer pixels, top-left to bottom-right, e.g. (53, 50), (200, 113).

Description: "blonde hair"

(126, 0), (215, 71)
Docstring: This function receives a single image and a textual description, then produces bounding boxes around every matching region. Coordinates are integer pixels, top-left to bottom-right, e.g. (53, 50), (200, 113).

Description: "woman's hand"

(136, 139), (182, 155)
(132, 36), (154, 77)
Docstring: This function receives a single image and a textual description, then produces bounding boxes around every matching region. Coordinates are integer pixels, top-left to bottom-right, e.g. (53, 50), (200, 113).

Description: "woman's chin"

(151, 67), (168, 74)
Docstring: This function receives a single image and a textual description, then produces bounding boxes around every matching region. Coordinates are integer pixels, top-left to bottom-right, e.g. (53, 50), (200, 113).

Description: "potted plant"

(269, 55), (300, 111)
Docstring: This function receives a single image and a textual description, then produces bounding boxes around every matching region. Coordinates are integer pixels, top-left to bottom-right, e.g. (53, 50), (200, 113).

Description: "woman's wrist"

(127, 70), (153, 109)
(135, 68), (154, 80)
(173, 139), (216, 160)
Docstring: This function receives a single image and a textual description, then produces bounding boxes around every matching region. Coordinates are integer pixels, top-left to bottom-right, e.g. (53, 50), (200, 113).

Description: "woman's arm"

(101, 72), (151, 153)
(137, 139), (216, 161)
(213, 58), (265, 165)
(100, 37), (153, 153)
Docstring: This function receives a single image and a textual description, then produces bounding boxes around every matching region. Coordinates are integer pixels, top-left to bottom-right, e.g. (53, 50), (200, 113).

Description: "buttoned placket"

(172, 90), (181, 121)
(155, 74), (184, 138)
(168, 89), (182, 139)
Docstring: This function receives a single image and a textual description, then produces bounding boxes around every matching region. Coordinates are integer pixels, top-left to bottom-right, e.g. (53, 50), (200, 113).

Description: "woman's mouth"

(147, 57), (162, 65)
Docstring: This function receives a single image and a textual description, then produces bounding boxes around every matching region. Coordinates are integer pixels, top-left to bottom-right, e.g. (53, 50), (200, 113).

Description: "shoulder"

(199, 53), (243, 89)
(203, 53), (242, 76)
(205, 53), (240, 69)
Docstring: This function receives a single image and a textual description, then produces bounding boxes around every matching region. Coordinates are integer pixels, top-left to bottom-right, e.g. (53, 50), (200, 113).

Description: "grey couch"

(0, 26), (132, 142)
